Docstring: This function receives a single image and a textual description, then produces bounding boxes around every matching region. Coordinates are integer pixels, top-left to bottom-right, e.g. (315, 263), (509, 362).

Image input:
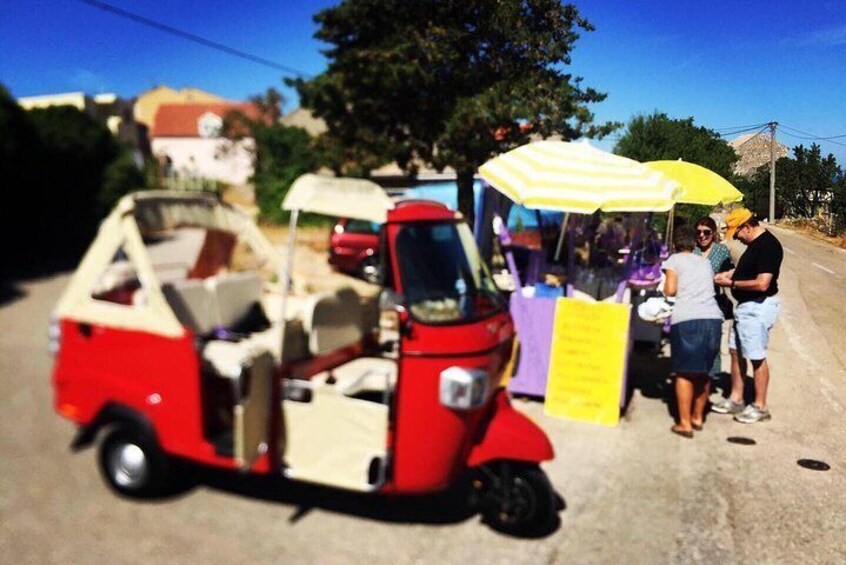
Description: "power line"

(74, 0), (313, 78)
(713, 122), (769, 134)
(713, 122), (769, 131)
(714, 122), (846, 150)
(779, 124), (846, 144)
(716, 124), (770, 138)
(729, 125), (771, 149)
(779, 129), (846, 149)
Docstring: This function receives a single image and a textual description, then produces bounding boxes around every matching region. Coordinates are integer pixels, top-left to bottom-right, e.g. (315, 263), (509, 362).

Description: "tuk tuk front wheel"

(98, 425), (170, 498)
(478, 463), (555, 537)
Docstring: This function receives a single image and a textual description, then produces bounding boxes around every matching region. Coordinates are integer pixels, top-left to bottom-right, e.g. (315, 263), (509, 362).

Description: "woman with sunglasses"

(693, 217), (733, 276)
(693, 217), (734, 377)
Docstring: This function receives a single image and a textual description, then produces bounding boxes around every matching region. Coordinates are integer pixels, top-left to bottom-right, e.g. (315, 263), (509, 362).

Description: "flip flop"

(671, 426), (694, 439)
(692, 422), (704, 431)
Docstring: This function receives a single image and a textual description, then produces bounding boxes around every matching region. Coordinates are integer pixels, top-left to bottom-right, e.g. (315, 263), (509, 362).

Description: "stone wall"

(729, 132), (789, 177)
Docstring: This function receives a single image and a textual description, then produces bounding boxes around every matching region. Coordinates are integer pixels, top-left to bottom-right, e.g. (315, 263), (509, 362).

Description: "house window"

(198, 112), (223, 138)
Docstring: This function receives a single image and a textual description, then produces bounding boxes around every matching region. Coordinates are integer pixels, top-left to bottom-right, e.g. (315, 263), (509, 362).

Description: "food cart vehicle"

(477, 140), (682, 398)
(50, 179), (556, 535)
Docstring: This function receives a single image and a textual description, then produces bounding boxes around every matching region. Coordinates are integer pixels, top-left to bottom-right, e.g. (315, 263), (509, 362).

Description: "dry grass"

(220, 185), (256, 209)
(776, 219), (846, 249)
(257, 222), (377, 298)
(258, 223), (330, 253)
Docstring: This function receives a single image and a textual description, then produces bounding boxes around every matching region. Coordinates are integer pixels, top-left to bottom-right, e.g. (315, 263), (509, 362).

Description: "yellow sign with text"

(544, 298), (631, 426)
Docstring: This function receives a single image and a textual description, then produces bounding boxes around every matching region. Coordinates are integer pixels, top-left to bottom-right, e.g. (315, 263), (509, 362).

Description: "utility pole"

(769, 121), (778, 223)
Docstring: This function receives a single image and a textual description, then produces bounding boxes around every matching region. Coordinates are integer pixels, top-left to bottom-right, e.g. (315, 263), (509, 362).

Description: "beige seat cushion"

(209, 271), (264, 328)
(302, 287), (363, 356)
(162, 278), (217, 335)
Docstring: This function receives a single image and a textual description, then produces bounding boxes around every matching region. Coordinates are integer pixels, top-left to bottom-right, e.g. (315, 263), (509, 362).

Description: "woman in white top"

(662, 225), (723, 438)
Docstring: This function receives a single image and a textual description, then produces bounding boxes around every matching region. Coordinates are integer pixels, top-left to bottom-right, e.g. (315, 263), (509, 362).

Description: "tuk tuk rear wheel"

(98, 425), (170, 498)
(481, 464), (555, 537)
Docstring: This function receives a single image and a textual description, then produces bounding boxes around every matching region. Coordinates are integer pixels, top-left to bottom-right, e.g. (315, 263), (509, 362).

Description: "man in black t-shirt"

(712, 208), (783, 424)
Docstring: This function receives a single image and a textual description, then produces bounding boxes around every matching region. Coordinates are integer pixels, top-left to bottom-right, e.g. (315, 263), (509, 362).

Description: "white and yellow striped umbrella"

(479, 140), (683, 213)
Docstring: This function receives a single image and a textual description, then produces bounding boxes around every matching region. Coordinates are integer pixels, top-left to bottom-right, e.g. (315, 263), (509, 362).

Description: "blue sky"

(2, 0), (845, 162)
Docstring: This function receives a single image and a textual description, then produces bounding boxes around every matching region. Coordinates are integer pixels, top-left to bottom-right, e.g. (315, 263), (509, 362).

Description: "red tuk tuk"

(50, 175), (556, 535)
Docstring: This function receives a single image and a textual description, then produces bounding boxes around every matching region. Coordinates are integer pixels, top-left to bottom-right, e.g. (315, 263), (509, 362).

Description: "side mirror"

(378, 290), (406, 351)
(378, 289), (405, 313)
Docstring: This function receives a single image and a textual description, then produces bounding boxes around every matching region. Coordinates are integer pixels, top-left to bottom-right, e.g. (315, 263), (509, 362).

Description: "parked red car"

(329, 217), (382, 283)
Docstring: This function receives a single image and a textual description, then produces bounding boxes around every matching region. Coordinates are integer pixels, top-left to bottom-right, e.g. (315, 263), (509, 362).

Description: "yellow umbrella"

(479, 140), (682, 213)
(644, 160), (743, 206)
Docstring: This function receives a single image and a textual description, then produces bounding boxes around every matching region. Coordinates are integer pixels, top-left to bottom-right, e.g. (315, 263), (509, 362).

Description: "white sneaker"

(711, 398), (744, 415)
(734, 404), (771, 424)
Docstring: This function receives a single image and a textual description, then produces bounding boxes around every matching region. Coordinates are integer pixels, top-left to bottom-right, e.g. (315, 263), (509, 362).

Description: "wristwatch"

(730, 280), (735, 289)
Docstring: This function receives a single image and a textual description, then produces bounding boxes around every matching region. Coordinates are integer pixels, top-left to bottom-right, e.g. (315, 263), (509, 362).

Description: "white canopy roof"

(282, 174), (395, 224)
(55, 190), (281, 337)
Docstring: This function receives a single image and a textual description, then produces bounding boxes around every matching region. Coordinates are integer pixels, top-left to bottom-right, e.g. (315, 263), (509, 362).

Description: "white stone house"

(151, 103), (263, 187)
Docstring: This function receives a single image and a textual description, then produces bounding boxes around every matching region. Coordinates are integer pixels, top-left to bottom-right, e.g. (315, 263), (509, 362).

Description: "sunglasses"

(732, 223), (750, 239)
(696, 229), (713, 237)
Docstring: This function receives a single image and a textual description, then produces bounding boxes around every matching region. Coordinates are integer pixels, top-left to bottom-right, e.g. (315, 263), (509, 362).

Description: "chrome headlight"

(439, 366), (489, 410)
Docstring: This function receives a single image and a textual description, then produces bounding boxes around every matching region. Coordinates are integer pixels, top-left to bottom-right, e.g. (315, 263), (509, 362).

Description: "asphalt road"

(1, 226), (845, 564)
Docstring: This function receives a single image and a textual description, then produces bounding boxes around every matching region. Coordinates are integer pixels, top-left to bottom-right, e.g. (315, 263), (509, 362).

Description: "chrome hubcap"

(110, 443), (148, 488)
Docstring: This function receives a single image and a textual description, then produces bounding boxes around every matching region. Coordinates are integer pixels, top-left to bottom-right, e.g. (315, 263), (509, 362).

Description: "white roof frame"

(56, 191), (281, 338)
(282, 174), (395, 224)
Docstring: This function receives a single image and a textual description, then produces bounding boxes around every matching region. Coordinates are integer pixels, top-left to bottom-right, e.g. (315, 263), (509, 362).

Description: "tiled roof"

(151, 103), (265, 137)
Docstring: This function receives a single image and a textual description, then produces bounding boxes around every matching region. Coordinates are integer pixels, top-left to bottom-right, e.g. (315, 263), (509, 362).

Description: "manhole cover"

(726, 436), (756, 445)
(797, 459), (830, 471)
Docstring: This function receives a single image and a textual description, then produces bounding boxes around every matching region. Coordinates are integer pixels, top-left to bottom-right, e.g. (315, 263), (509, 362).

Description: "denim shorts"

(670, 318), (722, 374)
(730, 296), (780, 361)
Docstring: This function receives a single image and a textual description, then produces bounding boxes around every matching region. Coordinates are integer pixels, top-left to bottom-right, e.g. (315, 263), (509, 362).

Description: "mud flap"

(466, 390), (554, 468)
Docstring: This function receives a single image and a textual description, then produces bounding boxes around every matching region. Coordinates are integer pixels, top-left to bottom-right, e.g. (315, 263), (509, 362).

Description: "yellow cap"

(725, 207), (753, 240)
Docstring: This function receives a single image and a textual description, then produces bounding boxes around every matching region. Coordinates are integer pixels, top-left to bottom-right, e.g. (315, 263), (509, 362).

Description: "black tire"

(481, 464), (556, 537)
(98, 425), (170, 498)
(359, 255), (382, 285)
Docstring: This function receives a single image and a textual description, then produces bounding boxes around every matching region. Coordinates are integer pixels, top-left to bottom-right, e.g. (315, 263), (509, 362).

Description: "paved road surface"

(1, 226), (844, 564)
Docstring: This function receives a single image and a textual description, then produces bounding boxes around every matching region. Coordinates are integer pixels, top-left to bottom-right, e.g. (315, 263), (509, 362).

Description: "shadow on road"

(139, 462), (564, 537)
(1, 253), (82, 307)
(628, 345), (672, 400)
(626, 347), (757, 423)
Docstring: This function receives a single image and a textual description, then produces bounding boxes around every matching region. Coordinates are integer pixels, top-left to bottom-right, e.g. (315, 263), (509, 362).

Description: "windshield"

(395, 222), (506, 324)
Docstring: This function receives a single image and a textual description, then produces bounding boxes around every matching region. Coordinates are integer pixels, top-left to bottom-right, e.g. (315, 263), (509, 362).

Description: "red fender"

(466, 389), (554, 468)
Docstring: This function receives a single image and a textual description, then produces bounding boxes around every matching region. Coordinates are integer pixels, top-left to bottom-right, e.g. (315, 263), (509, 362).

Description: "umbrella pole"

(280, 209), (299, 325)
(566, 214), (576, 298)
(554, 213), (569, 262)
(665, 206), (675, 246)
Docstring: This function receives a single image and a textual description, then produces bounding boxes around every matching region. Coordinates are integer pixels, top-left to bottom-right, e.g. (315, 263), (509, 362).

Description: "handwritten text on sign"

(544, 298), (630, 426)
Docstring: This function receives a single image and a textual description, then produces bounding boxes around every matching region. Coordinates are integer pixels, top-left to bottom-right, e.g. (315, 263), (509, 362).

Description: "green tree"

(225, 89), (320, 223)
(1, 84), (44, 265)
(777, 144), (842, 219)
(614, 112), (739, 178)
(832, 176), (846, 232)
(733, 171), (769, 217)
(614, 112), (740, 223)
(291, 0), (617, 224)
(736, 144), (845, 231)
(1, 84), (143, 266)
(98, 149), (145, 217)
